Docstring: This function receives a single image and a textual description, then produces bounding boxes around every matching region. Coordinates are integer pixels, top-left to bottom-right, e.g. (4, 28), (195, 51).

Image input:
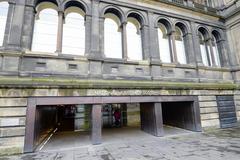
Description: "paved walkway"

(1, 126), (240, 160)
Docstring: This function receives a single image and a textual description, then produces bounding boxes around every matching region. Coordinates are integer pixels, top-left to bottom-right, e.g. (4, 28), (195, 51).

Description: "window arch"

(212, 31), (221, 66)
(0, 1), (9, 46)
(31, 2), (58, 53)
(175, 26), (187, 64)
(62, 6), (85, 55)
(104, 13), (122, 59)
(198, 29), (212, 66)
(158, 23), (171, 63)
(126, 17), (142, 61)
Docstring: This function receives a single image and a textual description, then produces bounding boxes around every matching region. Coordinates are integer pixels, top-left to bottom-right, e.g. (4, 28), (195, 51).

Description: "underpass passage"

(35, 106), (58, 148)
(162, 102), (197, 131)
(34, 105), (92, 151)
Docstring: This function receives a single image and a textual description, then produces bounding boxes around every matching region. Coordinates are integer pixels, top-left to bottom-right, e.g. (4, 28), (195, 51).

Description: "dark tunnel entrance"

(162, 102), (198, 131)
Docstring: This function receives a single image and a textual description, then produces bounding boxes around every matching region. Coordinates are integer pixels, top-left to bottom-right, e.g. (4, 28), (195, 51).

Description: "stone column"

(190, 21), (203, 66)
(91, 104), (102, 145)
(24, 98), (37, 153)
(217, 39), (229, 67)
(140, 103), (164, 137)
(5, 0), (26, 51)
(19, 3), (35, 51)
(88, 0), (102, 59)
(148, 12), (160, 61)
(169, 31), (178, 63)
(99, 17), (105, 57)
(122, 22), (128, 60)
(85, 15), (92, 55)
(56, 11), (64, 53)
(141, 25), (150, 60)
(183, 32), (196, 64)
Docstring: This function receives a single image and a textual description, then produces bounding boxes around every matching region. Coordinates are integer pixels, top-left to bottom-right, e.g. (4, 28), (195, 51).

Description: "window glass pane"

(207, 45), (213, 66)
(212, 36), (221, 66)
(62, 9), (85, 55)
(104, 14), (122, 59)
(175, 26), (187, 64)
(126, 18), (142, 61)
(199, 32), (209, 66)
(32, 8), (58, 53)
(158, 24), (171, 63)
(0, 2), (8, 46)
(200, 44), (209, 66)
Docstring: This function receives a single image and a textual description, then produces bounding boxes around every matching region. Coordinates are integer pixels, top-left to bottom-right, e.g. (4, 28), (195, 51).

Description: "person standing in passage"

(113, 109), (121, 127)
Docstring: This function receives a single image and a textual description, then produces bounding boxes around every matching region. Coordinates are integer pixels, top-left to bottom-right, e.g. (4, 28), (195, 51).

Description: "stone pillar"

(219, 31), (231, 67)
(20, 3), (35, 51)
(148, 12), (160, 61)
(170, 31), (178, 63)
(24, 98), (37, 153)
(184, 33), (196, 64)
(88, 0), (102, 59)
(5, 0), (26, 51)
(56, 11), (64, 53)
(190, 21), (203, 66)
(99, 17), (105, 57)
(85, 15), (92, 55)
(217, 39), (229, 67)
(140, 103), (164, 137)
(91, 104), (102, 145)
(122, 22), (128, 60)
(141, 25), (150, 60)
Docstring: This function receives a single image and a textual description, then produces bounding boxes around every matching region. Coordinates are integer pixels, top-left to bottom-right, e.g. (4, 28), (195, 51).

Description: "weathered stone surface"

(0, 98), (27, 107)
(0, 137), (24, 156)
(32, 89), (59, 97)
(200, 113), (219, 120)
(200, 107), (218, 114)
(198, 96), (216, 101)
(199, 101), (217, 108)
(0, 127), (25, 137)
(0, 107), (26, 117)
(201, 119), (220, 127)
(0, 117), (26, 127)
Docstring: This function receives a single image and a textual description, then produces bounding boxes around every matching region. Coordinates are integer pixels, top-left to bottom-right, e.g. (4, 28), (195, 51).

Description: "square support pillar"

(91, 104), (102, 145)
(24, 98), (37, 153)
(140, 103), (164, 137)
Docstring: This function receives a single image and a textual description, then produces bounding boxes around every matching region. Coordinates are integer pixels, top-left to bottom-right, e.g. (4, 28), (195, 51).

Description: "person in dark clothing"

(113, 109), (121, 127)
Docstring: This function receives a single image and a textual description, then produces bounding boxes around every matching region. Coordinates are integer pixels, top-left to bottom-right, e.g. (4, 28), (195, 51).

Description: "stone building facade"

(0, 0), (240, 156)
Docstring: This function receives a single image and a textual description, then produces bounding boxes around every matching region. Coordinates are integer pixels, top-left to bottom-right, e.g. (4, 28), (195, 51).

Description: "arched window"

(175, 26), (187, 64)
(212, 35), (221, 66)
(158, 23), (171, 63)
(104, 13), (122, 59)
(0, 1), (9, 46)
(198, 30), (212, 66)
(62, 7), (85, 55)
(31, 2), (58, 53)
(126, 17), (142, 61)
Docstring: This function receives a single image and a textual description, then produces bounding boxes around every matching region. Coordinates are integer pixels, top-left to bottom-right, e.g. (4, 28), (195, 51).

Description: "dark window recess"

(68, 64), (78, 70)
(217, 95), (237, 128)
(136, 68), (143, 73)
(167, 69), (174, 74)
(36, 62), (46, 68)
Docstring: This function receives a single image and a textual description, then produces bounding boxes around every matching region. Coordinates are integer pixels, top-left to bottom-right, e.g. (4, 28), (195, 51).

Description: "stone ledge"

(0, 77), (237, 90)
